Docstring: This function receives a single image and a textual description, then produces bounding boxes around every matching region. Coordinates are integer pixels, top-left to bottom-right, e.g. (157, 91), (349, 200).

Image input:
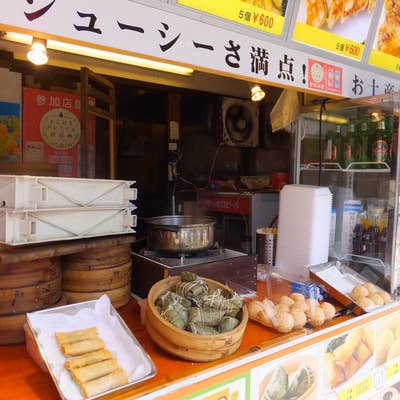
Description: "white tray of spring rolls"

(26, 295), (156, 400)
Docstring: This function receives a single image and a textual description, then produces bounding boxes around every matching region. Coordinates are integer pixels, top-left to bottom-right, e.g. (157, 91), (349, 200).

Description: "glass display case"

(293, 92), (400, 293)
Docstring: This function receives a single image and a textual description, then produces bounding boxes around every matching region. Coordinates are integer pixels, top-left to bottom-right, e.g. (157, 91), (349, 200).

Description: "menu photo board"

(177, 0), (288, 36)
(292, 0), (378, 61)
(369, 2), (400, 74)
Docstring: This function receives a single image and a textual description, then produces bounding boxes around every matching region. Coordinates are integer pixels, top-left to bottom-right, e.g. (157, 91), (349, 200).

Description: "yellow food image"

(247, 293), (336, 333)
(376, 314), (400, 366)
(377, 0), (400, 58)
(324, 327), (373, 388)
(240, 0), (285, 15)
(306, 0), (376, 30)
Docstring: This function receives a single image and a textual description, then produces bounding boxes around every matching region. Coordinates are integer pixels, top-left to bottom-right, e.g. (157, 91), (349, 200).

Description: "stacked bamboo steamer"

(62, 244), (132, 309)
(0, 257), (64, 344)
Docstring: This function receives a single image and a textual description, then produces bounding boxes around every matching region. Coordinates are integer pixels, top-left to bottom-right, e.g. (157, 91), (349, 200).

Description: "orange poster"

(22, 87), (95, 177)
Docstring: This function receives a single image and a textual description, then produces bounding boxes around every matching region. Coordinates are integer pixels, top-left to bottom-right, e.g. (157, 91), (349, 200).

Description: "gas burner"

(142, 247), (222, 260)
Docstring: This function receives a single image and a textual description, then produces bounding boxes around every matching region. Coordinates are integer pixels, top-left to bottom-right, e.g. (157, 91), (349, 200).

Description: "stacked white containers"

(0, 175), (137, 245)
(275, 184), (332, 282)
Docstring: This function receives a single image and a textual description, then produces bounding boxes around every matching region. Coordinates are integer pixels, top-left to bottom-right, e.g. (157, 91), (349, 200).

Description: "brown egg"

(290, 308), (307, 329)
(272, 311), (294, 333)
(279, 295), (295, 306)
(351, 285), (369, 300)
(357, 297), (375, 309)
(320, 302), (336, 321)
(290, 292), (305, 302)
(275, 303), (290, 313)
(368, 293), (384, 306)
(292, 300), (308, 312)
(247, 300), (264, 319)
(308, 307), (326, 327)
(377, 290), (391, 305)
(362, 282), (377, 295)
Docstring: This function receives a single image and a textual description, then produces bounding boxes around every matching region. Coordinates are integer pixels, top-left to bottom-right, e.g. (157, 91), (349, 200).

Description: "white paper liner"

(28, 295), (153, 400)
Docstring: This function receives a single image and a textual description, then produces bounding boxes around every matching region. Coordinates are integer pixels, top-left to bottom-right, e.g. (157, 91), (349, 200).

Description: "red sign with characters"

(199, 195), (250, 215)
(22, 88), (95, 177)
(308, 59), (343, 95)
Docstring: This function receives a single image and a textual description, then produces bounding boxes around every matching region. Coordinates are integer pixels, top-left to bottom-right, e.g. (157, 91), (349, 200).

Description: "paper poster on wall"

(177, 0), (287, 36)
(0, 101), (21, 162)
(293, 0), (378, 61)
(22, 88), (95, 177)
(369, 2), (400, 74)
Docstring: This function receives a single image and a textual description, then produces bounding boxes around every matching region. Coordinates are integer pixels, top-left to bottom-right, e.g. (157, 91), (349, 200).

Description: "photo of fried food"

(240, 0), (288, 16)
(305, 0), (376, 30)
(377, 0), (400, 58)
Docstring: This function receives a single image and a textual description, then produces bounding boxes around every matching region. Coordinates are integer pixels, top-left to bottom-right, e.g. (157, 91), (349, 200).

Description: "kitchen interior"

(0, 36), (296, 299)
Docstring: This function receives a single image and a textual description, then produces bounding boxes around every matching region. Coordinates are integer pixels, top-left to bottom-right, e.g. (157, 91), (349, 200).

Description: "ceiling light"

(27, 37), (48, 65)
(4, 31), (193, 76)
(251, 84), (265, 102)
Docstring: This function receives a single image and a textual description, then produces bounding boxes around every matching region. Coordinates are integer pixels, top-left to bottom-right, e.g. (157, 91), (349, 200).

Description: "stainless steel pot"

(145, 215), (216, 253)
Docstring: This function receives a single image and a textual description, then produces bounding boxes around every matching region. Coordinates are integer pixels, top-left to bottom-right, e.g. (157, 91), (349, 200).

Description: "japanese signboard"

(177, 0), (287, 36)
(0, 0), (399, 99)
(369, 2), (400, 74)
(292, 0), (378, 61)
(22, 88), (95, 177)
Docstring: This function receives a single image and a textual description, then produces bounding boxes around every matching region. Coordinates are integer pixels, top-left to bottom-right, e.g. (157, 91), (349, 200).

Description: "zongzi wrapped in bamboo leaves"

(218, 316), (240, 332)
(188, 307), (225, 326)
(161, 305), (186, 329)
(181, 271), (199, 282)
(202, 291), (243, 317)
(176, 280), (209, 298)
(262, 365), (288, 400)
(287, 364), (315, 397)
(188, 322), (219, 335)
(155, 290), (191, 309)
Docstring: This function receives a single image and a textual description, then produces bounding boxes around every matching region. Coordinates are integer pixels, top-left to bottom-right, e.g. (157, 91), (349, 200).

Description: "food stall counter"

(4, 282), (400, 400)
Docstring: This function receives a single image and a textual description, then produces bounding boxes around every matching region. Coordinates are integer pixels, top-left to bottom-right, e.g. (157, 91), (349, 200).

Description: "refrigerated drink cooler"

(293, 92), (400, 294)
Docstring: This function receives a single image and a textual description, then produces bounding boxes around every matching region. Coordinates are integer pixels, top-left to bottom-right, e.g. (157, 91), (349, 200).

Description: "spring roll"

(60, 338), (105, 356)
(65, 349), (113, 370)
(69, 359), (119, 385)
(55, 327), (99, 345)
(80, 368), (129, 398)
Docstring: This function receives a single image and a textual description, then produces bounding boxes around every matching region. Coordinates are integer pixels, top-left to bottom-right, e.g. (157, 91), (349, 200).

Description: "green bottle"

(371, 118), (389, 163)
(324, 124), (342, 164)
(342, 119), (356, 167)
(355, 116), (370, 164)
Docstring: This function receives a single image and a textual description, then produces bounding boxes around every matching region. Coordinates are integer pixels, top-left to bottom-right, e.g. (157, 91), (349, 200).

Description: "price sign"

(337, 376), (373, 400)
(292, 1), (378, 62)
(386, 360), (400, 380)
(177, 0), (285, 36)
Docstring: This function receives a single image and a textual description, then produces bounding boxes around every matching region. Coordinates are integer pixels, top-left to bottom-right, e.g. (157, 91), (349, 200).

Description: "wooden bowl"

(145, 276), (248, 362)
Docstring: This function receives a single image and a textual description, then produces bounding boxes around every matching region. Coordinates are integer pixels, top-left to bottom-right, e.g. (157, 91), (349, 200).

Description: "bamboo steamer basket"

(0, 295), (67, 345)
(62, 260), (132, 291)
(0, 257), (60, 275)
(0, 259), (61, 289)
(63, 283), (131, 309)
(62, 244), (131, 270)
(0, 274), (62, 315)
(145, 276), (248, 362)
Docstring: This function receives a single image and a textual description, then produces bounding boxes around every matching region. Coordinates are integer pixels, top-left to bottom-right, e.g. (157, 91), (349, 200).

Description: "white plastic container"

(0, 207), (136, 245)
(0, 175), (136, 209)
(275, 184), (332, 282)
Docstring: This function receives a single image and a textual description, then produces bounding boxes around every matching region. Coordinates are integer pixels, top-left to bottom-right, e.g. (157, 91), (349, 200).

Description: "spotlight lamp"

(251, 84), (265, 102)
(27, 38), (48, 65)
